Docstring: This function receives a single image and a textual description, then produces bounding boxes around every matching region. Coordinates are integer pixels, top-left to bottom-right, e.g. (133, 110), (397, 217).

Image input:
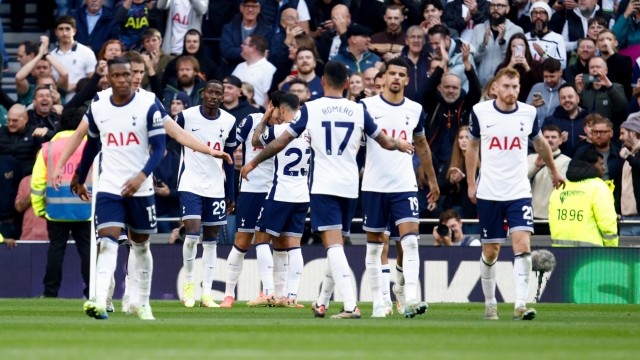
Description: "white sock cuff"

(381, 264), (390, 270)
(481, 253), (497, 266)
(400, 233), (419, 249)
(396, 265), (403, 272)
(202, 242), (217, 249)
(185, 234), (199, 244)
(131, 239), (150, 250)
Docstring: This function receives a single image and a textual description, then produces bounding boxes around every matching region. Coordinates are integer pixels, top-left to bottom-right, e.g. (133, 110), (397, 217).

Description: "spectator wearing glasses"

(287, 78), (311, 104)
(220, 0), (272, 77)
(470, 0), (523, 86)
(574, 115), (624, 214)
(232, 34), (277, 107)
(564, 37), (598, 87)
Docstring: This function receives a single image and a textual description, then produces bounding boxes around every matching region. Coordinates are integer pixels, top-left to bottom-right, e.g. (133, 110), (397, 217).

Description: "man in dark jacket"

(401, 25), (431, 102)
(0, 104), (45, 176)
(563, 37), (597, 87)
(28, 86), (62, 141)
(549, 0), (613, 53)
(70, 0), (119, 55)
(574, 115), (624, 214)
(576, 57), (627, 131)
(221, 76), (256, 125)
(542, 84), (589, 157)
(316, 4), (351, 62)
(162, 56), (206, 110)
(220, 0), (273, 77)
(423, 45), (481, 170)
(162, 30), (222, 90)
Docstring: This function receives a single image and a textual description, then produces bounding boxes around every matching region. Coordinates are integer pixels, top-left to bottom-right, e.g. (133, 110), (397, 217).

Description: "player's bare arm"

(373, 131), (415, 154)
(465, 138), (480, 204)
(414, 134), (440, 202)
(532, 136), (566, 189)
(241, 132), (295, 180)
(251, 103), (276, 147)
(164, 119), (232, 164)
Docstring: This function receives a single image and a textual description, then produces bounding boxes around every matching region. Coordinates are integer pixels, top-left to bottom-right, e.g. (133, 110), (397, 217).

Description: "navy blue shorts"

(255, 200), (309, 237)
(179, 191), (227, 226)
(362, 191), (419, 233)
(384, 222), (400, 241)
(236, 192), (267, 233)
(309, 194), (357, 236)
(95, 192), (157, 234)
(476, 198), (534, 243)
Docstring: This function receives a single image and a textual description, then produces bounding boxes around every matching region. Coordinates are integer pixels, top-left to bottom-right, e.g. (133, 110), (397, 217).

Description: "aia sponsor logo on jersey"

(381, 128), (408, 140)
(193, 141), (222, 152)
(106, 132), (140, 146)
(488, 136), (522, 150)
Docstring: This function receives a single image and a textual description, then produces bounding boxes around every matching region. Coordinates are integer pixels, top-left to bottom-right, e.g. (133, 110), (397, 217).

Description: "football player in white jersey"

(466, 67), (565, 321)
(73, 57), (167, 320)
(51, 52), (230, 315)
(246, 93), (309, 308)
(360, 58), (439, 318)
(241, 61), (414, 319)
(176, 80), (237, 308)
(219, 93), (285, 308)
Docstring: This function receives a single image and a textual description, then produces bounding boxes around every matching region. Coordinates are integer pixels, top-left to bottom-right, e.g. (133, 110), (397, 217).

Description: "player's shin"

(201, 239), (217, 298)
(381, 264), (392, 306)
(399, 233), (419, 301)
(514, 252), (532, 309)
(128, 246), (139, 310)
(365, 241), (384, 306)
(256, 243), (275, 296)
(327, 245), (357, 311)
(286, 247), (303, 298)
(131, 239), (153, 306)
(273, 248), (288, 299)
(224, 245), (247, 298)
(316, 257), (334, 308)
(95, 237), (119, 306)
(480, 253), (498, 305)
(182, 233), (200, 284)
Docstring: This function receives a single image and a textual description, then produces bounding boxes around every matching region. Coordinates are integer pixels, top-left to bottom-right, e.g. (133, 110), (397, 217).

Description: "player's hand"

(121, 172), (147, 197)
(551, 170), (566, 190)
(397, 139), (415, 154)
(32, 127), (49, 137)
(76, 184), (92, 202)
(155, 182), (170, 197)
(70, 173), (80, 196)
(4, 238), (17, 250)
(240, 162), (258, 181)
(468, 183), (477, 204)
(210, 149), (232, 164)
(52, 166), (64, 191)
(226, 200), (235, 215)
(427, 180), (440, 203)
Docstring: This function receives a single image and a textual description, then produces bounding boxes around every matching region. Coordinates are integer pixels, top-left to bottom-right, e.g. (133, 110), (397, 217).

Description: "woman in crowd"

(480, 76), (497, 102)
(495, 33), (542, 103)
(346, 72), (365, 102)
(97, 40), (124, 61)
(242, 82), (265, 112)
(436, 126), (479, 234)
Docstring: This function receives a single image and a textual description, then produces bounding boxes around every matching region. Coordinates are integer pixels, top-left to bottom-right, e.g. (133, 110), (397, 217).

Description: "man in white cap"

(525, 1), (566, 69)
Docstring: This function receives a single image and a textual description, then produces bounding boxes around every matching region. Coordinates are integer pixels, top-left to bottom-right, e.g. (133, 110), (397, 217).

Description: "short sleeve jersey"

(360, 95), (424, 193)
(97, 88), (172, 123)
(287, 97), (380, 198)
(236, 113), (275, 193)
(176, 107), (237, 198)
(469, 100), (541, 201)
(260, 121), (311, 203)
(84, 92), (165, 197)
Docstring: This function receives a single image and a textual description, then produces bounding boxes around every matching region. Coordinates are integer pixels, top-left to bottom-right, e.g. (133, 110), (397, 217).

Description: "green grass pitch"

(1, 300), (639, 359)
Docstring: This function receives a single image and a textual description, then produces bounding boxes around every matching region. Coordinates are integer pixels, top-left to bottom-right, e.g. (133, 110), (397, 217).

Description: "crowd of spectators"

(3, 0), (640, 247)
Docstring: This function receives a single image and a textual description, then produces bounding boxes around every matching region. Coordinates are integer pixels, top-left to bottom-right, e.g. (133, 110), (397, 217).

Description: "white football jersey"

(260, 122), (310, 203)
(236, 113), (275, 193)
(469, 100), (541, 201)
(360, 95), (424, 193)
(287, 97), (380, 198)
(176, 106), (237, 198)
(97, 87), (172, 122)
(84, 92), (165, 196)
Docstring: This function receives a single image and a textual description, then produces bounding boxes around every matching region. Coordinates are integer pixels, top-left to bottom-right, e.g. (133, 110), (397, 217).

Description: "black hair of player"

(204, 79), (223, 90)
(107, 56), (132, 70)
(279, 93), (300, 112)
(269, 90), (289, 107)
(374, 70), (384, 80)
(61, 107), (87, 131)
(323, 61), (349, 90)
(385, 57), (410, 74)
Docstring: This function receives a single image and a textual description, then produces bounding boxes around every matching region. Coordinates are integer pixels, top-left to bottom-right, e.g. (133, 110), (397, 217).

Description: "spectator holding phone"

(576, 56), (627, 127)
(495, 33), (543, 102)
(564, 37), (598, 86)
(527, 58), (566, 123)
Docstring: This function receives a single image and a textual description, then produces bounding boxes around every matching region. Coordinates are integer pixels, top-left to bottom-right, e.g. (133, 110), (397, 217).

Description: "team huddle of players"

(54, 51), (563, 321)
